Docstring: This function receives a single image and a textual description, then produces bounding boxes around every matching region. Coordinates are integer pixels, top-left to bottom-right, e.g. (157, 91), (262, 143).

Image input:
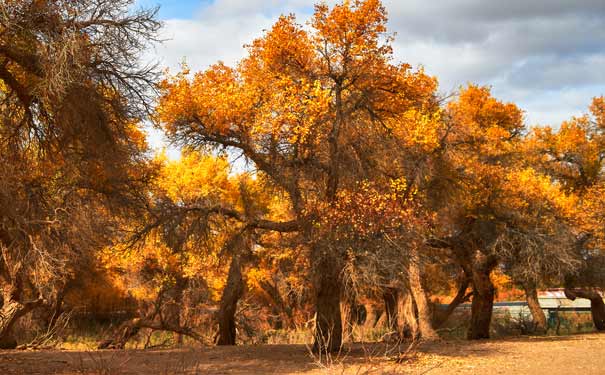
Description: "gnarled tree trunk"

(564, 288), (605, 331)
(384, 288), (418, 340)
(524, 282), (546, 334)
(0, 283), (44, 349)
(216, 255), (245, 345)
(313, 255), (342, 353)
(168, 276), (187, 347)
(399, 291), (418, 339)
(340, 299), (352, 342)
(0, 300), (24, 349)
(408, 247), (438, 340)
(467, 257), (496, 340)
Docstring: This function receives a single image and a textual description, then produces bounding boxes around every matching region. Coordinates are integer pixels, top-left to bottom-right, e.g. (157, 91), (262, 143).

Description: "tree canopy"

(1, 0), (605, 353)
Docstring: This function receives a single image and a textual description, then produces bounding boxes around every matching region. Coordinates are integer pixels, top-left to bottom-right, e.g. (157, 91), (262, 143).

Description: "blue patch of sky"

(134, 0), (210, 20)
(136, 1), (316, 20)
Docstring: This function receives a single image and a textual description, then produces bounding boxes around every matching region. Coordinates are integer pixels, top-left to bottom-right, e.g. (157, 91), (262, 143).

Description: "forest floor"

(1, 333), (604, 374)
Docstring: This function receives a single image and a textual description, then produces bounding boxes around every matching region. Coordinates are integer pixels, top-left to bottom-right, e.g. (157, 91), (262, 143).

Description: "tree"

(99, 150), (303, 348)
(156, 0), (438, 352)
(0, 0), (159, 348)
(100, 151), (237, 347)
(321, 179), (439, 340)
(528, 97), (605, 330)
(429, 85), (578, 339)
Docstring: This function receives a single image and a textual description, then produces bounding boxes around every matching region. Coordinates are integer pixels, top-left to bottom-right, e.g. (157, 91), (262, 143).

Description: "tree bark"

(170, 276), (187, 347)
(564, 288), (605, 331)
(384, 288), (418, 339)
(408, 247), (439, 340)
(340, 299), (352, 342)
(0, 300), (24, 349)
(216, 255), (245, 345)
(363, 303), (377, 329)
(399, 292), (418, 339)
(47, 290), (65, 329)
(467, 265), (495, 340)
(523, 282), (546, 334)
(312, 255), (342, 353)
(0, 285), (44, 349)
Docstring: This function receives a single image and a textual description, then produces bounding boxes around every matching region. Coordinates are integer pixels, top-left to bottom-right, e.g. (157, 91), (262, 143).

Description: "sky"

(136, 0), (605, 155)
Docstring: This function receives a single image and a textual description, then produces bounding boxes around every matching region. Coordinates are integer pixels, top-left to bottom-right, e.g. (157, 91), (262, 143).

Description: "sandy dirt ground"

(1, 333), (604, 374)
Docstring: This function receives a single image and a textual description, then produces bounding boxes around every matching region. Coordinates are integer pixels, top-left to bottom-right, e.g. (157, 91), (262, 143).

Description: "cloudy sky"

(136, 0), (605, 153)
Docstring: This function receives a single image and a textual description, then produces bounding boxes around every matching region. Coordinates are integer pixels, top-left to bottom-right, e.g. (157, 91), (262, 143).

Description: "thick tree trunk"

(170, 276), (187, 347)
(564, 288), (605, 331)
(590, 300), (605, 331)
(523, 282), (546, 334)
(0, 286), (44, 349)
(467, 266), (495, 340)
(399, 292), (418, 339)
(47, 291), (65, 329)
(312, 256), (342, 353)
(363, 303), (377, 329)
(0, 300), (24, 349)
(408, 247), (438, 340)
(216, 255), (245, 345)
(384, 289), (418, 340)
(591, 299), (605, 331)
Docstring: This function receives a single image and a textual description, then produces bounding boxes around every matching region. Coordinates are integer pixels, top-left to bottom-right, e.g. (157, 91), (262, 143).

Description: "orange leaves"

(445, 86), (525, 198)
(157, 63), (249, 138)
(519, 97), (605, 252)
(156, 0), (441, 159)
(318, 178), (428, 241)
(499, 168), (577, 221)
(527, 99), (605, 192)
(155, 150), (235, 205)
(387, 108), (442, 152)
(243, 15), (314, 79)
(255, 76), (331, 145)
(451, 85), (523, 132)
(590, 96), (605, 129)
(448, 85), (524, 159)
(439, 84), (580, 237)
(101, 150), (258, 304)
(312, 0), (389, 63)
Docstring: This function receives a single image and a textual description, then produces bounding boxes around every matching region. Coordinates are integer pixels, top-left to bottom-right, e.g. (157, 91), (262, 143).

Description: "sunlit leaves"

(155, 151), (235, 205)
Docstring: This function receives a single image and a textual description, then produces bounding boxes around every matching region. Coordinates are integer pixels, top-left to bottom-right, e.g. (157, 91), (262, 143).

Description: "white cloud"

(145, 0), (605, 144)
(152, 16), (274, 72)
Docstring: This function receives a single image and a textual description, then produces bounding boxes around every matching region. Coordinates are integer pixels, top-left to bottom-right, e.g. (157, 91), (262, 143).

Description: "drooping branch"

(435, 277), (472, 328)
(127, 201), (300, 248)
